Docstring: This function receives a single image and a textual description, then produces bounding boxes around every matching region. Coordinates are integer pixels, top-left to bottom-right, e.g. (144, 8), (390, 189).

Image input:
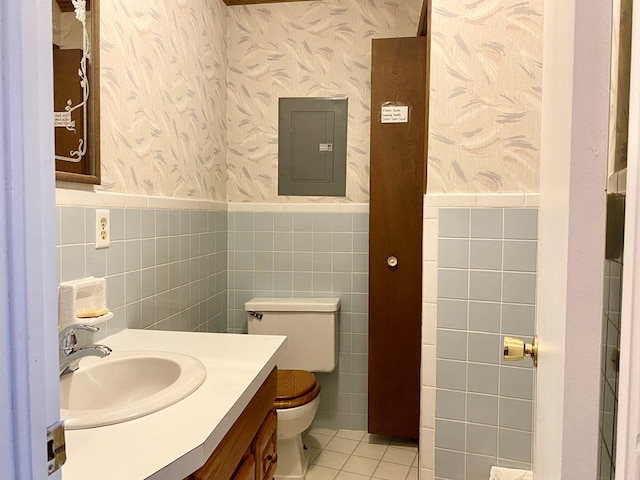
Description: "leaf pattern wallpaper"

(428, 1), (543, 193)
(96, 0), (544, 201)
(100, 0), (229, 201)
(226, 0), (422, 203)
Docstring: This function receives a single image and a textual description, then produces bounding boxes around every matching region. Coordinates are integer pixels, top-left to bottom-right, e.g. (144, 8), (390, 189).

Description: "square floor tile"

(337, 430), (367, 441)
(353, 442), (389, 460)
(305, 432), (336, 450)
(306, 465), (339, 480)
(326, 437), (359, 455)
(382, 446), (418, 466)
(336, 472), (370, 480)
(373, 461), (410, 480)
(312, 450), (350, 470)
(342, 455), (379, 476)
(406, 467), (419, 480)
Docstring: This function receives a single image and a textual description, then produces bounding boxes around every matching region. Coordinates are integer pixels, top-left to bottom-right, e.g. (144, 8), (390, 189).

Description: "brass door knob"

(387, 256), (398, 267)
(504, 335), (538, 367)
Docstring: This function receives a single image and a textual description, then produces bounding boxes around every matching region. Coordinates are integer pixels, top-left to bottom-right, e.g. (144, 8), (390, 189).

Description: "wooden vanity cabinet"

(186, 368), (278, 480)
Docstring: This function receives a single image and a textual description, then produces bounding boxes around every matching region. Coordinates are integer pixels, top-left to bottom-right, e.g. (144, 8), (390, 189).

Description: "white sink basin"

(60, 350), (206, 429)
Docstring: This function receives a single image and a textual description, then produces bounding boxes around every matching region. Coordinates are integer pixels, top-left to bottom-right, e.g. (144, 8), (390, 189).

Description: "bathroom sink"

(60, 351), (206, 429)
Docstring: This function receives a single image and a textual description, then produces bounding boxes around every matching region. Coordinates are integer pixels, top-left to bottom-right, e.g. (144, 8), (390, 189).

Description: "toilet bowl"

(244, 297), (340, 480)
(274, 370), (321, 479)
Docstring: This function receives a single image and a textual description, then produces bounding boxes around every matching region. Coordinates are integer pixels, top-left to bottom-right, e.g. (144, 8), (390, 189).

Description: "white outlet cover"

(95, 209), (110, 249)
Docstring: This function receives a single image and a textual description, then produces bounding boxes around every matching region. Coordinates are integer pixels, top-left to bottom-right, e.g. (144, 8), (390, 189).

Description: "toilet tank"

(244, 298), (340, 372)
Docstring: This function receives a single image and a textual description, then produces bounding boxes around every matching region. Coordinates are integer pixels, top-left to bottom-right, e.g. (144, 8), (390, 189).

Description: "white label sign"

(381, 105), (409, 123)
(54, 111), (73, 128)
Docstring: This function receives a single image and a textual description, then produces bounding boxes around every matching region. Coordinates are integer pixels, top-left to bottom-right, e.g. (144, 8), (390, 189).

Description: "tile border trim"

(425, 193), (540, 208)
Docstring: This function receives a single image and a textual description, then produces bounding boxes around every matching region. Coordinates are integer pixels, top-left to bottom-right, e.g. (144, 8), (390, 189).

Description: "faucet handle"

(59, 324), (100, 355)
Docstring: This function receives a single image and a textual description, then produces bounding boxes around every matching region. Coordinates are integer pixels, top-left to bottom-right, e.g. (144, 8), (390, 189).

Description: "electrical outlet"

(95, 209), (110, 249)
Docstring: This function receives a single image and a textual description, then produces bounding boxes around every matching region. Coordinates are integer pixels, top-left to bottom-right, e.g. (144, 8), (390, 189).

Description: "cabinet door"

(368, 36), (427, 438)
(232, 454), (256, 480)
(253, 410), (278, 480)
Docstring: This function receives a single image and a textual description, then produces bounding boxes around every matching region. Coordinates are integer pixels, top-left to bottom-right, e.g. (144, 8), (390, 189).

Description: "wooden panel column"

(368, 36), (427, 438)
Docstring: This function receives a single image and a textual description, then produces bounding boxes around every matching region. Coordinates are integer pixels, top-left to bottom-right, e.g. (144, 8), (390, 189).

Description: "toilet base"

(274, 434), (310, 480)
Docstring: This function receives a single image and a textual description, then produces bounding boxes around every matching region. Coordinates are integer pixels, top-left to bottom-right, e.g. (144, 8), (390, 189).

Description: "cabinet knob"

(387, 256), (398, 267)
(266, 453), (277, 463)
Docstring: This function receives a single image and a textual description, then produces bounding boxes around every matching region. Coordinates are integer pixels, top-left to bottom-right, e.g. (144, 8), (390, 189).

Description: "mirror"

(52, 0), (100, 184)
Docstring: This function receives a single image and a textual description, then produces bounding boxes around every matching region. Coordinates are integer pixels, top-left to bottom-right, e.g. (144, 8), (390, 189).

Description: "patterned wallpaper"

(99, 0), (228, 201)
(226, 0), (422, 203)
(427, 1), (543, 193)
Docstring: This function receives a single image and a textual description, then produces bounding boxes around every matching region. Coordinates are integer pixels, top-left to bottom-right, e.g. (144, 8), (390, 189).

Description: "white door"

(535, 0), (612, 478)
(0, 0), (62, 478)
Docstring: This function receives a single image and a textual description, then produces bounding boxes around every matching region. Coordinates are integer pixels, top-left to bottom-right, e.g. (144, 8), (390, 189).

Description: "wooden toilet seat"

(275, 369), (321, 409)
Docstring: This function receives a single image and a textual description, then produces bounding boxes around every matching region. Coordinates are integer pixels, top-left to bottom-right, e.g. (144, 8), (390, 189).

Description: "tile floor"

(301, 428), (419, 480)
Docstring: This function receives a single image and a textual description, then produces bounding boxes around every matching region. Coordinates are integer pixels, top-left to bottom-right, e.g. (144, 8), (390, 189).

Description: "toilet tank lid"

(244, 297), (341, 313)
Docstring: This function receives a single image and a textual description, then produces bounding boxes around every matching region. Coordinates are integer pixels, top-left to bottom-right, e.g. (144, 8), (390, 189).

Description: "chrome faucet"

(59, 324), (112, 376)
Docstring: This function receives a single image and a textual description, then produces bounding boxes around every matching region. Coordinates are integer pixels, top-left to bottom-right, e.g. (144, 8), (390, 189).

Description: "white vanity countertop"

(61, 329), (287, 480)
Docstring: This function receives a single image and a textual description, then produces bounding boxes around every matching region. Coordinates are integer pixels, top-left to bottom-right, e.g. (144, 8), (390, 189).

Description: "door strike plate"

(47, 420), (66, 475)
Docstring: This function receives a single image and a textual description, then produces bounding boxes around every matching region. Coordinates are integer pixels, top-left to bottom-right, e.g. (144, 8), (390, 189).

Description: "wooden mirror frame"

(55, 0), (101, 185)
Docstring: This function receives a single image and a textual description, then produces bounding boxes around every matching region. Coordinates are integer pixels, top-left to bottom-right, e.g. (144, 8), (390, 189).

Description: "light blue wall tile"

(235, 212), (254, 232)
(469, 271), (501, 302)
(468, 333), (501, 364)
(470, 209), (503, 239)
(274, 213), (293, 232)
(313, 232), (332, 252)
(503, 241), (537, 272)
(436, 390), (466, 420)
(125, 270), (142, 303)
(502, 272), (536, 304)
(504, 209), (538, 240)
(498, 429), (532, 463)
(333, 233), (353, 252)
(125, 209), (141, 239)
(179, 211), (191, 235)
(110, 209), (125, 241)
(292, 252), (312, 272)
(293, 233), (312, 251)
(502, 304), (535, 336)
(333, 214), (353, 232)
(435, 449), (465, 480)
(292, 272), (312, 291)
(141, 268), (155, 299)
(436, 359), (464, 391)
(60, 244), (85, 281)
(353, 213), (368, 233)
(254, 212), (274, 231)
(499, 398), (533, 432)
(436, 419), (466, 451)
(470, 239), (502, 270)
(141, 239), (156, 269)
(437, 299), (468, 330)
(85, 208), (95, 244)
(107, 242), (125, 275)
(125, 240), (141, 271)
(255, 232), (274, 251)
(468, 301), (500, 333)
(467, 363), (499, 395)
(106, 274), (125, 309)
(500, 366), (534, 400)
(312, 213), (332, 232)
(438, 269), (469, 299)
(353, 253), (368, 273)
(156, 210), (168, 237)
(61, 207), (85, 245)
(467, 393), (498, 425)
(274, 252), (293, 271)
(292, 213), (312, 232)
(466, 454), (497, 480)
(141, 210), (156, 238)
(353, 233), (368, 253)
(467, 424), (497, 456)
(437, 330), (467, 361)
(439, 239), (470, 269)
(439, 209), (470, 238)
(274, 232), (293, 251)
(313, 253), (332, 272)
(85, 245), (106, 278)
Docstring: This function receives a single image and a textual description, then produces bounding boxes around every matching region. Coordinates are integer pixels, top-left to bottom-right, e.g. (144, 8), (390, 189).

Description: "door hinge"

(46, 421), (66, 475)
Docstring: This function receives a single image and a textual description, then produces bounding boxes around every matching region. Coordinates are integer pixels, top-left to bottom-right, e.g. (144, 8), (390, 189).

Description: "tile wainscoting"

(421, 194), (539, 480)
(227, 202), (370, 431)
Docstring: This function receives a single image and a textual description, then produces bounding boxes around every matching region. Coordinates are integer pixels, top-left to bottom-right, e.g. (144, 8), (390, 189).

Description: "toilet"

(245, 297), (340, 480)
